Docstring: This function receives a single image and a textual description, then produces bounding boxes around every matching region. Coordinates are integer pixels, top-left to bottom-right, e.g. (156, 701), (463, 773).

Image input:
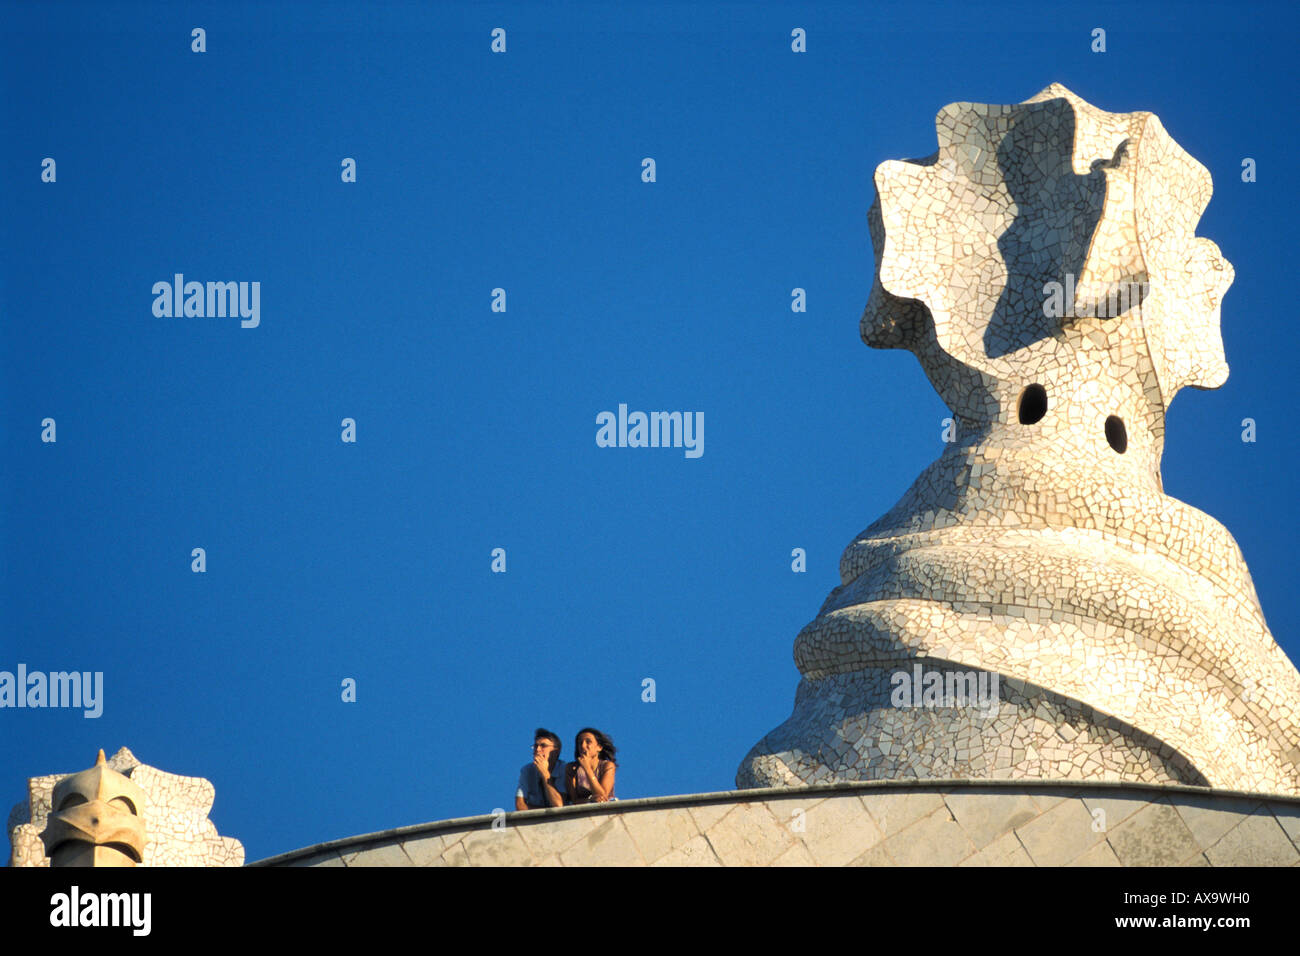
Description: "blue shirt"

(516, 761), (564, 808)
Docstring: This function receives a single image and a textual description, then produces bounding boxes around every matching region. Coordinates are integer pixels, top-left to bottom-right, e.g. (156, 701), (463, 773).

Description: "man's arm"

(540, 767), (564, 808)
(515, 765), (533, 811)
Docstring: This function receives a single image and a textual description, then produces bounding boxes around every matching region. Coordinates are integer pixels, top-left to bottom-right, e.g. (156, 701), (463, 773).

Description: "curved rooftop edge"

(250, 778), (1300, 867)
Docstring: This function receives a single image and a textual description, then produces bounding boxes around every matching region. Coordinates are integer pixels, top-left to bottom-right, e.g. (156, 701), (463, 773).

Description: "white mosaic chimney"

(739, 85), (1300, 796)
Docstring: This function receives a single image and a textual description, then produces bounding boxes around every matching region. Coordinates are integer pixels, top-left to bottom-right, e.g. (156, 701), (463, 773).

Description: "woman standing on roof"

(566, 727), (617, 804)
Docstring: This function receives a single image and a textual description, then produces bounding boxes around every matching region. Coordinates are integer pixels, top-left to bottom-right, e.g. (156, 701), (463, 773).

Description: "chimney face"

(41, 750), (147, 867)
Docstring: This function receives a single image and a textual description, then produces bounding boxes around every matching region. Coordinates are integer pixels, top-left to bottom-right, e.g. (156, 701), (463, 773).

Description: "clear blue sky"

(3, 0), (1297, 862)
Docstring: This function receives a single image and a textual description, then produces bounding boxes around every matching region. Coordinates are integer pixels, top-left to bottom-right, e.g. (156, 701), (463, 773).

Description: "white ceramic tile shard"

(738, 85), (1300, 796)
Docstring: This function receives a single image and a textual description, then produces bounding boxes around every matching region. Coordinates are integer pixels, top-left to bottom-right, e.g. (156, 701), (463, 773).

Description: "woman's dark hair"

(574, 727), (617, 765)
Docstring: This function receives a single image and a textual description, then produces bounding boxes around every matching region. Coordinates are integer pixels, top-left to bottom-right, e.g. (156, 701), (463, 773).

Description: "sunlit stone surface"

(8, 747), (243, 867)
(739, 84), (1300, 796)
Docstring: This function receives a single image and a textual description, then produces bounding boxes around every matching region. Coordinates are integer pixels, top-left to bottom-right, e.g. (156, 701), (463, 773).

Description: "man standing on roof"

(515, 728), (566, 810)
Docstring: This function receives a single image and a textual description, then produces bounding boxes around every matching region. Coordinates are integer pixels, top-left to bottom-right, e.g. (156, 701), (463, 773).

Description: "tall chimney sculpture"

(739, 85), (1300, 795)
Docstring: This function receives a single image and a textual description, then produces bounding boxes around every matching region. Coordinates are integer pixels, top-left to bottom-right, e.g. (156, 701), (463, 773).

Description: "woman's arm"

(596, 761), (616, 802)
(582, 758), (616, 803)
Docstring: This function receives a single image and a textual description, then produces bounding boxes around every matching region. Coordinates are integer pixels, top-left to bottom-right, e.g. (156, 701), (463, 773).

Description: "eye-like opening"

(1018, 384), (1047, 425)
(109, 795), (138, 815)
(1105, 415), (1127, 453)
(56, 793), (87, 811)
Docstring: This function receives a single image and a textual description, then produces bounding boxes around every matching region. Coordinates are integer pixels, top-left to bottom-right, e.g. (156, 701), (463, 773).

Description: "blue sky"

(3, 0), (1297, 862)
